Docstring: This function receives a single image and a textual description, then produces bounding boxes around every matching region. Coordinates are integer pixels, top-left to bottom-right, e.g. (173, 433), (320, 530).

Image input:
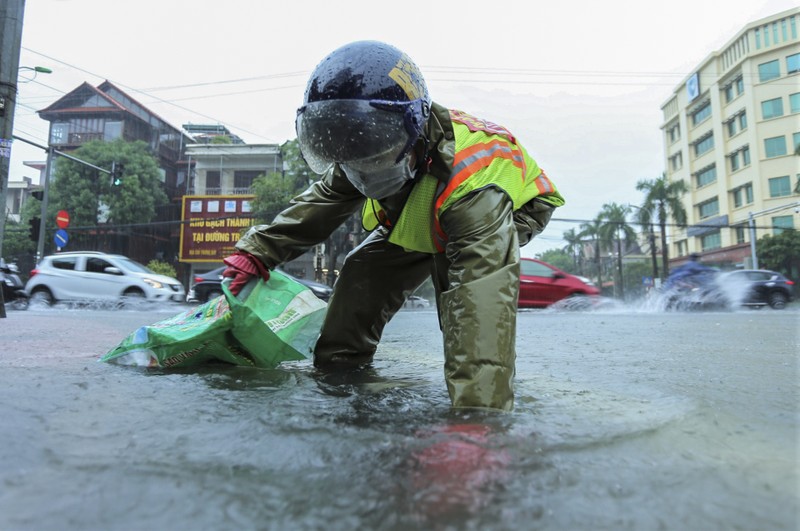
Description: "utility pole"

(0, 0), (26, 318)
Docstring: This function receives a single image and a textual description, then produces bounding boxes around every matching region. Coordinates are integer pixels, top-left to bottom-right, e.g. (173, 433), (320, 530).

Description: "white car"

(25, 251), (185, 305)
(403, 295), (431, 309)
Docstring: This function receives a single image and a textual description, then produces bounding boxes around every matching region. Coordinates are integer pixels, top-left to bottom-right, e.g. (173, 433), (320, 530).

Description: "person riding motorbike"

(664, 253), (718, 290)
(223, 40), (565, 410)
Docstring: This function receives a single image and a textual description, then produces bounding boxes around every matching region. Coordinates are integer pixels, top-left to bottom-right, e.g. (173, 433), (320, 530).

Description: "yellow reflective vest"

(362, 108), (565, 253)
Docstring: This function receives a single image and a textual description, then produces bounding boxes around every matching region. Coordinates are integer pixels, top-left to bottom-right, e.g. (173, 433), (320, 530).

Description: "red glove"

(222, 251), (270, 295)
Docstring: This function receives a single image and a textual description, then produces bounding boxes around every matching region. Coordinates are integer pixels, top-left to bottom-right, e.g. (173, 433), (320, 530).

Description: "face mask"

(341, 157), (416, 200)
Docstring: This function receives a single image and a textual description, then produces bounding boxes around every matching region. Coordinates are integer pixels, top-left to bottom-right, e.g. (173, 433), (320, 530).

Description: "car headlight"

(143, 278), (164, 289)
(577, 276), (594, 286)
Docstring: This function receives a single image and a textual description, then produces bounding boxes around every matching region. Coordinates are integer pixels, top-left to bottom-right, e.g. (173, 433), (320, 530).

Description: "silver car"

(25, 251), (185, 305)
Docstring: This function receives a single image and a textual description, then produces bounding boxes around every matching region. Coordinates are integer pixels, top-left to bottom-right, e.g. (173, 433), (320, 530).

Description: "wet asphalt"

(0, 302), (798, 530)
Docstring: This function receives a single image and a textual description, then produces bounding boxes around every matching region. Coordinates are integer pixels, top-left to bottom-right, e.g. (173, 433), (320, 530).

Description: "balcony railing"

(186, 186), (254, 196)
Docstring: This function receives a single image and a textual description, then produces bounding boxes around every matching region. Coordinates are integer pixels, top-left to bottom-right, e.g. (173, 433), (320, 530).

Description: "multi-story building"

(180, 142), (301, 279)
(660, 7), (799, 268)
(33, 80), (193, 276)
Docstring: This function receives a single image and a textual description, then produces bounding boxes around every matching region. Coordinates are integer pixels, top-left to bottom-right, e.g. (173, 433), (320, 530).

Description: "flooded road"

(0, 304), (798, 530)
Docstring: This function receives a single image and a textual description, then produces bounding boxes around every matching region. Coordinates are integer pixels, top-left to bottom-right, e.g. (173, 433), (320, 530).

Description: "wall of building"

(661, 7), (799, 268)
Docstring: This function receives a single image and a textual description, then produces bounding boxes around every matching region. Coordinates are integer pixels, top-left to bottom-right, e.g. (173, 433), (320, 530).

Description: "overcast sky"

(9, 0), (798, 256)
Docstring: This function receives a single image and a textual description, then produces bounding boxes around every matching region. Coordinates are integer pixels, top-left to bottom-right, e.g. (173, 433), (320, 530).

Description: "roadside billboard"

(179, 195), (256, 263)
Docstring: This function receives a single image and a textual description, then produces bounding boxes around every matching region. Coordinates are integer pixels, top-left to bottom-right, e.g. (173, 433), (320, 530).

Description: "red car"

(518, 258), (600, 308)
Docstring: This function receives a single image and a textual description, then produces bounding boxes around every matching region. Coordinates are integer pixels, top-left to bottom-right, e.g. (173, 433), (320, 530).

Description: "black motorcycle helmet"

(296, 41), (431, 180)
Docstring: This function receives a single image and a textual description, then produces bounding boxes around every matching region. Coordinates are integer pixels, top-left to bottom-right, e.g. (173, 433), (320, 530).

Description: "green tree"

(562, 228), (584, 274)
(635, 173), (688, 279)
(536, 248), (573, 272)
(1, 217), (32, 260)
(621, 260), (653, 300)
(280, 139), (316, 191)
(579, 216), (604, 290)
(756, 230), (800, 280)
(49, 139), (167, 228)
(631, 204), (660, 282)
(248, 138), (361, 285)
(598, 202), (637, 298)
(250, 139), (316, 224)
(146, 259), (177, 278)
(251, 171), (304, 224)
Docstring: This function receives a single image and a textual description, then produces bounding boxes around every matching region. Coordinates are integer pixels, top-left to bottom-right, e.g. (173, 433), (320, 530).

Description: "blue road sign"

(54, 229), (69, 248)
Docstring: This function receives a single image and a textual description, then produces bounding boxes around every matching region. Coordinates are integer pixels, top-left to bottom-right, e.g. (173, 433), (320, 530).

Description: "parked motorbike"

(1, 259), (29, 310)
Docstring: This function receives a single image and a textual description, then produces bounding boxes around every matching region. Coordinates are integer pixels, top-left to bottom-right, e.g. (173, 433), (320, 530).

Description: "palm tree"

(631, 204), (659, 281)
(562, 228), (584, 275)
(636, 173), (688, 279)
(579, 217), (604, 291)
(598, 202), (637, 298)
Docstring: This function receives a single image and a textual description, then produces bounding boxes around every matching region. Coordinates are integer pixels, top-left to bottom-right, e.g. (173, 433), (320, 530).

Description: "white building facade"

(660, 7), (800, 267)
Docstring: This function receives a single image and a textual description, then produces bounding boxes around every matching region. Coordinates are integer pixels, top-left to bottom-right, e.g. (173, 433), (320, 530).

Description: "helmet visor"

(296, 99), (425, 175)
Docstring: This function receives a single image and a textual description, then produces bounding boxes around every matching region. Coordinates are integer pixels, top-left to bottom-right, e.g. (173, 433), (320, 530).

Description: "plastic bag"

(100, 270), (327, 369)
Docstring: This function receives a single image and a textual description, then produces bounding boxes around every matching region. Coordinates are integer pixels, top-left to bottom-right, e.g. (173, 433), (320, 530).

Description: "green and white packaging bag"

(100, 270), (327, 369)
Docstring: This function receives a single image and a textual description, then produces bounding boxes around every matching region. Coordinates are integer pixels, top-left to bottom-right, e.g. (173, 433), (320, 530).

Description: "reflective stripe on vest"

(361, 109), (563, 253)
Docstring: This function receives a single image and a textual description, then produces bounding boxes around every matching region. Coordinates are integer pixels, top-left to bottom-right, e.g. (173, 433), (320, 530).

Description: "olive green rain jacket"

(234, 102), (564, 411)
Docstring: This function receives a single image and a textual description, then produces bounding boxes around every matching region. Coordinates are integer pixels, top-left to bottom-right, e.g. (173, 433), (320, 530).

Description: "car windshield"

(116, 257), (154, 274)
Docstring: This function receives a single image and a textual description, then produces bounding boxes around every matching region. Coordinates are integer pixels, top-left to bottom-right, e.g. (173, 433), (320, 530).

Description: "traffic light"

(111, 162), (124, 186)
(31, 189), (44, 201)
(28, 217), (41, 242)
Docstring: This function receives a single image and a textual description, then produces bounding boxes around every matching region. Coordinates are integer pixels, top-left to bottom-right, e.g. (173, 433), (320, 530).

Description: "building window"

(764, 136), (787, 158)
(792, 16), (798, 39)
(755, 28), (761, 49)
(695, 165), (717, 188)
(758, 60), (780, 82)
(723, 76), (745, 103)
(104, 121), (122, 141)
(700, 230), (721, 251)
(668, 123), (680, 143)
(791, 93), (800, 113)
(787, 53), (800, 75)
(764, 24), (771, 47)
(205, 171), (221, 193)
(761, 97), (784, 119)
(698, 197), (719, 219)
(734, 225), (746, 244)
(694, 133), (714, 157)
(768, 175), (791, 197)
(730, 145), (752, 171)
(733, 183), (753, 208)
(724, 84), (734, 103)
(669, 152), (683, 171)
(726, 111), (747, 138)
(794, 132), (800, 153)
(234, 170), (261, 191)
(50, 123), (69, 144)
(772, 215), (794, 235)
(691, 102), (711, 126)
